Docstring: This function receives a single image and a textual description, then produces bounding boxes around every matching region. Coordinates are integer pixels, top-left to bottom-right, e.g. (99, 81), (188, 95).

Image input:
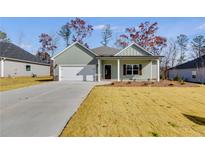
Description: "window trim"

(26, 65), (31, 71)
(192, 71), (197, 79)
(125, 64), (140, 75)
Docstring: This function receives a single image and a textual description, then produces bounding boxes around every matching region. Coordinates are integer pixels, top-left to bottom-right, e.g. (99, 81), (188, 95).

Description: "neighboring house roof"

(91, 46), (120, 56)
(0, 42), (49, 65)
(169, 55), (205, 70)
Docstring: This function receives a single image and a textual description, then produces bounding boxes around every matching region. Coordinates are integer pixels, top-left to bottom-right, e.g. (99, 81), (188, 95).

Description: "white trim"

(52, 41), (98, 59)
(114, 42), (154, 56)
(117, 59), (120, 81)
(104, 64), (112, 79)
(98, 59), (101, 82)
(157, 59), (160, 82)
(0, 56), (50, 66)
(59, 65), (62, 81)
(0, 58), (5, 77)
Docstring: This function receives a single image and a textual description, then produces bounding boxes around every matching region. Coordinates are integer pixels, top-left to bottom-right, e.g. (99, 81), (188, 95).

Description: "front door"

(105, 65), (111, 79)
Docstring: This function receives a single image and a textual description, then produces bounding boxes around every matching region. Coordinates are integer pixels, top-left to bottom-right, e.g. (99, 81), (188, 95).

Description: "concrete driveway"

(0, 81), (104, 137)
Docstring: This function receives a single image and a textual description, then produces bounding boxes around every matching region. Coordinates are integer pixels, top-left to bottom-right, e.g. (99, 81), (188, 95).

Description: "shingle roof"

(91, 46), (120, 56)
(0, 42), (49, 64)
(170, 55), (205, 69)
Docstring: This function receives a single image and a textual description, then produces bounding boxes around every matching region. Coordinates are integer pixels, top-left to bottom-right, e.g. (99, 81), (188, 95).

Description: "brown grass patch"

(61, 86), (205, 137)
(0, 76), (53, 91)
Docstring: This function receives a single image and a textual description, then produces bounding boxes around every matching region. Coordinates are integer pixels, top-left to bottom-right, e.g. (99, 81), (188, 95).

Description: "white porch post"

(157, 59), (160, 82)
(150, 60), (152, 81)
(117, 59), (120, 81)
(0, 58), (5, 77)
(98, 59), (101, 82)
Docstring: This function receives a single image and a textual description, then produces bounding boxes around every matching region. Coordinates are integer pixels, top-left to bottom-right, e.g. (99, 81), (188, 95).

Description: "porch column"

(117, 59), (120, 81)
(98, 59), (101, 82)
(150, 60), (152, 81)
(0, 58), (5, 77)
(157, 59), (160, 82)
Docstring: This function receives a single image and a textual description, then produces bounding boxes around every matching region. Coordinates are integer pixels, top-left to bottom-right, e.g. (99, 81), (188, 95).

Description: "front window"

(126, 64), (139, 75)
(133, 64), (139, 75)
(126, 65), (132, 75)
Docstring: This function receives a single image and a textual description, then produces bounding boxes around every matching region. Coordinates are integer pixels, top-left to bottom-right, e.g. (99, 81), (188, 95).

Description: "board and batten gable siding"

(168, 67), (205, 83)
(54, 44), (97, 65)
(117, 45), (151, 56)
(3, 60), (50, 77)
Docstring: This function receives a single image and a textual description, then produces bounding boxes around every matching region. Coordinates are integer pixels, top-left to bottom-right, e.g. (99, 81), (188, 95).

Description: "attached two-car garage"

(53, 42), (98, 81)
(59, 65), (96, 81)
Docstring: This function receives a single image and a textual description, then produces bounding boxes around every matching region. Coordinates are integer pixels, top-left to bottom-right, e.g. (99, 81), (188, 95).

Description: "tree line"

(1, 18), (205, 73)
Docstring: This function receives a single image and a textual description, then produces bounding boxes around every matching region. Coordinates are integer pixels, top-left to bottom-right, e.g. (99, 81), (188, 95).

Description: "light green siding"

(152, 60), (157, 80)
(54, 44), (96, 65)
(101, 59), (156, 81)
(117, 45), (151, 56)
(120, 60), (152, 80)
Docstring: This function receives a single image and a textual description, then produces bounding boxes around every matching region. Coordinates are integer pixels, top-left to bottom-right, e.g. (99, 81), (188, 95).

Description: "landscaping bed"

(107, 80), (200, 87)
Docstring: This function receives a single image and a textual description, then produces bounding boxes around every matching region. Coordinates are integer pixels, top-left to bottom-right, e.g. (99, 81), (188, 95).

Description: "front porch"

(97, 57), (160, 82)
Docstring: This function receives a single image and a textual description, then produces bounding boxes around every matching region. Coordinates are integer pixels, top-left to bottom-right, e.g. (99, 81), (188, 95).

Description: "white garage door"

(60, 65), (96, 81)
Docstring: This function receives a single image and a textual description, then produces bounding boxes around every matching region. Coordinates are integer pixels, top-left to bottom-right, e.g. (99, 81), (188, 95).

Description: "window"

(26, 65), (31, 71)
(192, 71), (196, 78)
(125, 64), (141, 75)
(126, 65), (132, 75)
(133, 65), (139, 75)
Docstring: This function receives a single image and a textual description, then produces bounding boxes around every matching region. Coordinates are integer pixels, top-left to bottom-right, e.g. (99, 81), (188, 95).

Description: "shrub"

(143, 82), (149, 86)
(180, 80), (186, 85)
(173, 75), (181, 81)
(32, 73), (37, 78)
(168, 83), (174, 86)
(127, 81), (132, 84)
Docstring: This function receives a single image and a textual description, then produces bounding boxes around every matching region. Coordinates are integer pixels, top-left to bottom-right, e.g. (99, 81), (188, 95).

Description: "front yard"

(0, 76), (53, 91)
(61, 86), (205, 137)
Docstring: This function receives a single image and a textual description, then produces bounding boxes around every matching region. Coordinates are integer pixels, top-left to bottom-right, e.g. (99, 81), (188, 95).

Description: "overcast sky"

(1, 17), (205, 56)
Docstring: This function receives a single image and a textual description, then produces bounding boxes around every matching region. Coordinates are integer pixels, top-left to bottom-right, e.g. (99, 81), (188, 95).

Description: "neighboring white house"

(52, 42), (162, 82)
(0, 42), (50, 77)
(168, 55), (205, 83)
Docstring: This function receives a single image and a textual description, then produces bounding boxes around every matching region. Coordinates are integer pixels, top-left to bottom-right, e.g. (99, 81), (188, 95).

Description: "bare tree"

(100, 24), (112, 46)
(191, 35), (205, 59)
(176, 34), (189, 64)
(191, 35), (205, 83)
(161, 40), (178, 79)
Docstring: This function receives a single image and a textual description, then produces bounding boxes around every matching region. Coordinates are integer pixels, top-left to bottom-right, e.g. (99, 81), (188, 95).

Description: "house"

(168, 55), (205, 83)
(0, 42), (50, 77)
(52, 42), (162, 82)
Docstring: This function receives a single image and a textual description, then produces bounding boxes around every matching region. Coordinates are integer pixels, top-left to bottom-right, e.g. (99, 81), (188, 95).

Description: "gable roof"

(0, 42), (49, 64)
(52, 41), (97, 59)
(115, 42), (153, 56)
(92, 46), (120, 56)
(170, 55), (205, 69)
(52, 42), (160, 59)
